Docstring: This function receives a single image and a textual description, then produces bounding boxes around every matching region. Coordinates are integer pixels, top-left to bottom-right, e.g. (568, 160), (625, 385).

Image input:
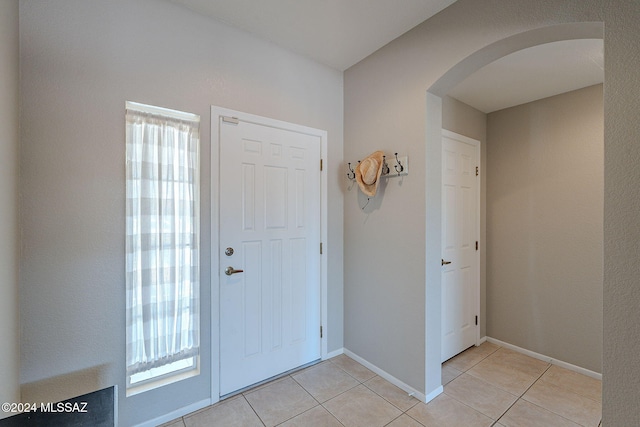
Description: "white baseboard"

(133, 398), (211, 427)
(486, 337), (602, 380)
(343, 349), (429, 403)
(424, 385), (443, 403)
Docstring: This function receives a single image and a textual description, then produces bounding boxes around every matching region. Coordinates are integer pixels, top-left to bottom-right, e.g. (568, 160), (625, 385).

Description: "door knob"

(225, 266), (244, 276)
(441, 259), (452, 266)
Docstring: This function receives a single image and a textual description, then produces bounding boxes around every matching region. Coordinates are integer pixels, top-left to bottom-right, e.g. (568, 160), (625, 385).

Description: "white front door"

(441, 130), (479, 362)
(218, 115), (322, 396)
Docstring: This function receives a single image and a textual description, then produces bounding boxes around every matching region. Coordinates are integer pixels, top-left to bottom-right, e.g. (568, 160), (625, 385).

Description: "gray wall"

(344, 1), (640, 424)
(18, 0), (343, 425)
(0, 0), (20, 415)
(442, 96), (487, 338)
(602, 3), (640, 424)
(486, 84), (603, 372)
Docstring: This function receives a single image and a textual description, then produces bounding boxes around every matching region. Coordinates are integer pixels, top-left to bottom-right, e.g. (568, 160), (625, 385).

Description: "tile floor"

(161, 342), (602, 427)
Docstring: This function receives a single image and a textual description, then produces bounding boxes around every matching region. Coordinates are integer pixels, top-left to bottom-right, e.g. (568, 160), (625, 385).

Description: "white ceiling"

(171, 0), (458, 71)
(171, 0), (604, 112)
(449, 39), (604, 113)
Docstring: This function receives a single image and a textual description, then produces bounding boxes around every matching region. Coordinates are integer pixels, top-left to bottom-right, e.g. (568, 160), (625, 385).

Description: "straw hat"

(355, 151), (384, 197)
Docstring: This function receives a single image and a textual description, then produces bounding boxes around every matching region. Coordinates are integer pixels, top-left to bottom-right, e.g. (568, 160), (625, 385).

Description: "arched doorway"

(424, 21), (604, 400)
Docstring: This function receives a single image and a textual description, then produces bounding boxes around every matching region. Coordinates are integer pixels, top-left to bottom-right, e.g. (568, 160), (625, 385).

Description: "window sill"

(126, 358), (200, 397)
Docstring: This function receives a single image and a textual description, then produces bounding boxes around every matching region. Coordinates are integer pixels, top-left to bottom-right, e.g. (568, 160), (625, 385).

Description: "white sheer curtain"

(125, 102), (200, 378)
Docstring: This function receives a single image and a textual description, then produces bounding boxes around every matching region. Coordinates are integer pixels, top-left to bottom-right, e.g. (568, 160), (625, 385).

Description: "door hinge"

(320, 326), (323, 338)
(320, 242), (323, 254)
(320, 159), (323, 171)
(222, 116), (239, 125)
(475, 315), (478, 326)
(476, 166), (479, 176)
(476, 241), (478, 251)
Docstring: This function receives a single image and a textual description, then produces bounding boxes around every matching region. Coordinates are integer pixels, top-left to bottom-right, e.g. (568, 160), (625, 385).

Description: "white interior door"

(219, 116), (321, 396)
(441, 130), (479, 363)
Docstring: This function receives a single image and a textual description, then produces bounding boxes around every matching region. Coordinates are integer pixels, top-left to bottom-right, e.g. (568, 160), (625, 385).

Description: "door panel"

(442, 131), (479, 363)
(219, 118), (321, 396)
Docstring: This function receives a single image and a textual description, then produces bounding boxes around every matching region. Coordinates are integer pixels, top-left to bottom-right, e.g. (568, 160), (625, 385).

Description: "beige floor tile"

(323, 384), (402, 427)
(442, 365), (462, 385)
(386, 414), (426, 427)
(444, 373), (517, 420)
(244, 376), (317, 427)
(292, 360), (332, 376)
(539, 365), (602, 402)
(406, 393), (493, 427)
(242, 375), (291, 395)
(499, 399), (582, 427)
(158, 419), (185, 427)
(177, 346), (597, 427)
(183, 396), (263, 427)
(278, 405), (343, 427)
(292, 361), (359, 403)
(364, 376), (421, 411)
(522, 379), (602, 427)
(330, 354), (376, 382)
(486, 348), (550, 378)
(467, 357), (539, 396)
(443, 342), (500, 372)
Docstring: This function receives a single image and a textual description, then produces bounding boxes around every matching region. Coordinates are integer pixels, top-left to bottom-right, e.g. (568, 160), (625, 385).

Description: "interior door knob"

(225, 266), (244, 276)
(441, 259), (452, 266)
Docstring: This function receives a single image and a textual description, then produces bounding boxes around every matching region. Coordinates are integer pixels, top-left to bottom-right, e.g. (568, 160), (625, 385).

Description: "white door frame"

(210, 106), (328, 403)
(441, 129), (481, 356)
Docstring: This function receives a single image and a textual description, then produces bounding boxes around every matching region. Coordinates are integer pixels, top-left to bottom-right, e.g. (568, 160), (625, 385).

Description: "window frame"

(125, 101), (201, 396)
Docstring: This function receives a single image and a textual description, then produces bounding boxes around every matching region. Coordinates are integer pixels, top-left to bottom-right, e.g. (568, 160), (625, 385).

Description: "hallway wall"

(486, 84), (603, 372)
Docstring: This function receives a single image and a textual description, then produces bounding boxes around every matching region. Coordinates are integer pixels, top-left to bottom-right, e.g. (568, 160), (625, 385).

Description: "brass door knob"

(225, 266), (244, 276)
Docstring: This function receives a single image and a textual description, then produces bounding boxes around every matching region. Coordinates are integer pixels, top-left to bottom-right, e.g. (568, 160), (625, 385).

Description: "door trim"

(441, 129), (481, 352)
(210, 106), (328, 403)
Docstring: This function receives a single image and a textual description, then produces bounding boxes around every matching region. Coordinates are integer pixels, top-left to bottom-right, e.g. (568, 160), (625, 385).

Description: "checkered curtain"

(125, 106), (200, 376)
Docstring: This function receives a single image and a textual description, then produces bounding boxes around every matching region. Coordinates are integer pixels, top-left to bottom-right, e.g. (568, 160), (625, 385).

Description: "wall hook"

(381, 155), (390, 176)
(394, 152), (404, 176)
(347, 162), (356, 180)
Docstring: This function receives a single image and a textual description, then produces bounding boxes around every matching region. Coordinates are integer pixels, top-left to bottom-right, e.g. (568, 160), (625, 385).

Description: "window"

(125, 101), (200, 394)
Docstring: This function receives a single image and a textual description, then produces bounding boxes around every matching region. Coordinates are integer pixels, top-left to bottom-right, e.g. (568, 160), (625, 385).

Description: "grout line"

(518, 364), (602, 427)
(270, 403), (325, 426)
(494, 362), (552, 425)
(383, 413), (406, 427)
(289, 367), (361, 406)
(516, 399), (589, 427)
(445, 344), (560, 426)
(445, 342), (501, 373)
(521, 363), (552, 398)
(287, 374), (322, 407)
(334, 355), (422, 413)
(241, 394), (267, 427)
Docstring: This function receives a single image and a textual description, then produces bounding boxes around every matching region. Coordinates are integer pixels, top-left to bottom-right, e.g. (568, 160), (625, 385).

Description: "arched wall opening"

(424, 21), (605, 400)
